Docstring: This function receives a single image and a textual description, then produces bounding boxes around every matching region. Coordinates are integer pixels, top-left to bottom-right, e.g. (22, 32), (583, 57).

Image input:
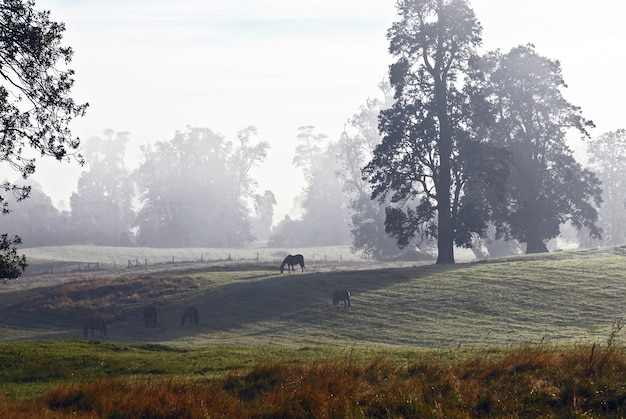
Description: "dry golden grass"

(1, 341), (625, 417)
(12, 273), (203, 322)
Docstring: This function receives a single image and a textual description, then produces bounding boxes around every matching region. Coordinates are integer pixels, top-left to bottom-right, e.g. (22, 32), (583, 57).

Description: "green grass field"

(0, 245), (624, 348)
(1, 245), (626, 416)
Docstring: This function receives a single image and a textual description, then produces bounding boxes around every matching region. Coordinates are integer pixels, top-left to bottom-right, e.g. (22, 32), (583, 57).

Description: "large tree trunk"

(436, 218), (456, 263)
(525, 229), (549, 254)
(436, 149), (455, 264)
(435, 79), (455, 265)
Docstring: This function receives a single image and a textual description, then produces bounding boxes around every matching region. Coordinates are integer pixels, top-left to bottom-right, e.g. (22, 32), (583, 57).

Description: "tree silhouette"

(364, 0), (482, 264)
(0, 0), (87, 279)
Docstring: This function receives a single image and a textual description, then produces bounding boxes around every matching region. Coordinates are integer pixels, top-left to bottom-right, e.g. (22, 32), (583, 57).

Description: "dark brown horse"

(280, 254), (305, 273)
(84, 317), (107, 338)
(144, 305), (157, 326)
(333, 289), (351, 309)
(181, 306), (199, 325)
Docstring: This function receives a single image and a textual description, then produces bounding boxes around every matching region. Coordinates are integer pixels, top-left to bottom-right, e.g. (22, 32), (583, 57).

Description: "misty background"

(0, 0), (625, 258)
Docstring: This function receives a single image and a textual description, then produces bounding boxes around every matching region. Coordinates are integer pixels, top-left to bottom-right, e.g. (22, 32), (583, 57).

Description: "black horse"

(144, 305), (157, 326)
(333, 289), (351, 309)
(181, 306), (199, 325)
(84, 317), (107, 338)
(280, 254), (305, 273)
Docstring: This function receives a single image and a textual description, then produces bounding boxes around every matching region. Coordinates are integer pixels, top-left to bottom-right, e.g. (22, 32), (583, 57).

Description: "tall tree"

(364, 0), (483, 264)
(69, 130), (135, 245)
(586, 129), (626, 245)
(228, 126), (270, 209)
(250, 190), (276, 242)
(0, 0), (87, 279)
(468, 45), (602, 253)
(293, 125), (326, 182)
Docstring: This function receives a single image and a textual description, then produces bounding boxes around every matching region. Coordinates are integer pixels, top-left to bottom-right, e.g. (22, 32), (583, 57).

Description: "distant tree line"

(1, 0), (625, 268)
(0, 126), (274, 248)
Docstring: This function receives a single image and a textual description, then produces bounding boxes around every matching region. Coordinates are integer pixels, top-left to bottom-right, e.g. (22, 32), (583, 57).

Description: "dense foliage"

(468, 45), (601, 253)
(0, 0), (86, 278)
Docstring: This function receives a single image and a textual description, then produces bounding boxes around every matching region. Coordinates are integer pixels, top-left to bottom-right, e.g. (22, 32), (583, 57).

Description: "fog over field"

(18, 0), (626, 219)
(0, 0), (624, 261)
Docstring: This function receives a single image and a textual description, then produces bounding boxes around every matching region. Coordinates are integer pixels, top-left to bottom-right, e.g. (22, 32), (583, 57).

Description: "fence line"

(25, 251), (362, 277)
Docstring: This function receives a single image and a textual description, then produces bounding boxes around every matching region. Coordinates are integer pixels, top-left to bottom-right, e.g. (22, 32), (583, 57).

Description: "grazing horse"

(144, 305), (157, 326)
(333, 289), (351, 309)
(280, 254), (305, 273)
(181, 306), (199, 325)
(84, 317), (107, 338)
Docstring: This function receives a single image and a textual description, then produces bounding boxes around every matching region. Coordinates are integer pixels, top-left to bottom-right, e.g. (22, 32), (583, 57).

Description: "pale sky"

(23, 0), (626, 221)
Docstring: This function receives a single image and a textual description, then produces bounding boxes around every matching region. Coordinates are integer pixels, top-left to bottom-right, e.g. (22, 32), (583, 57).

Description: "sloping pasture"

(0, 246), (625, 348)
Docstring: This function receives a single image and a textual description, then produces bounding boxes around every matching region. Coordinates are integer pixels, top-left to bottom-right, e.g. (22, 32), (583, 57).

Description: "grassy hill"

(0, 245), (625, 348)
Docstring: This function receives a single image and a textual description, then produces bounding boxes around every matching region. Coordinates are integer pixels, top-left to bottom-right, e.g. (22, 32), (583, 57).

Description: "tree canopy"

(0, 0), (87, 279)
(468, 45), (601, 253)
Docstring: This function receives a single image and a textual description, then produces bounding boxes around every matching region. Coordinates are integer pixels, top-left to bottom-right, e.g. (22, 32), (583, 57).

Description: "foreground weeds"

(1, 342), (626, 417)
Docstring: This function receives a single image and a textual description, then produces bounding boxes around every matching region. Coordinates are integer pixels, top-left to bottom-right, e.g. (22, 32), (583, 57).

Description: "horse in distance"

(144, 305), (157, 326)
(84, 317), (107, 338)
(333, 289), (351, 309)
(181, 306), (199, 325)
(280, 254), (305, 273)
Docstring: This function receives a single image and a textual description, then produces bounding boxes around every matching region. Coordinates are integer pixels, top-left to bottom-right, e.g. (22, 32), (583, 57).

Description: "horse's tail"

(346, 290), (351, 308)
